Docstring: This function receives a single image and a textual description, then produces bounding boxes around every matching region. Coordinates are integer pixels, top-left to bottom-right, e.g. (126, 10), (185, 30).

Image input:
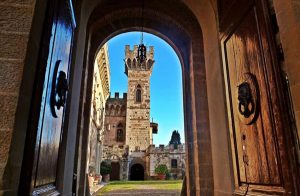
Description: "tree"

(169, 130), (181, 149)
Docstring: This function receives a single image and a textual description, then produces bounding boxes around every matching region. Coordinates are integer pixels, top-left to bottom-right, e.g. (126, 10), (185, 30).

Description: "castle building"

(102, 45), (158, 180)
(102, 45), (185, 181)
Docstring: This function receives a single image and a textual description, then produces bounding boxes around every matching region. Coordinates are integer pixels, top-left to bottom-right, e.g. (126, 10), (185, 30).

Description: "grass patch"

(98, 180), (183, 194)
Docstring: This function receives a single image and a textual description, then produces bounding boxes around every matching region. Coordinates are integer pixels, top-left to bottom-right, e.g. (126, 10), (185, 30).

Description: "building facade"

(102, 93), (128, 180)
(87, 44), (110, 178)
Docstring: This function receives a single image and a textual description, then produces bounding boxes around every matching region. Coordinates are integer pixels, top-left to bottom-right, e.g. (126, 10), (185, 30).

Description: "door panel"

(225, 8), (280, 185)
(31, 0), (76, 193)
(220, 0), (294, 195)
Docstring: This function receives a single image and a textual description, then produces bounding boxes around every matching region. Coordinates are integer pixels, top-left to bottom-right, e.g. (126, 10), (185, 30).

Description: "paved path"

(99, 189), (180, 196)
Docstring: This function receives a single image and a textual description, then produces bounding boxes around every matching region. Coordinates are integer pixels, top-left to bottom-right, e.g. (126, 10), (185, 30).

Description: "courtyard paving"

(96, 180), (182, 196)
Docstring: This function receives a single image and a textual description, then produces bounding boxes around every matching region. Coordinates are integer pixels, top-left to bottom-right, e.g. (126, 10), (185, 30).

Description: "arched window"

(116, 123), (124, 142)
(136, 84), (142, 103)
(127, 58), (131, 68)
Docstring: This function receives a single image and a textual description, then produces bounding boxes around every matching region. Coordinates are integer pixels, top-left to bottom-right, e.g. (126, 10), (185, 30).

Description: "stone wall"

(102, 145), (128, 180)
(102, 93), (128, 180)
(146, 144), (185, 179)
(0, 0), (36, 191)
(273, 0), (300, 139)
(102, 145), (127, 161)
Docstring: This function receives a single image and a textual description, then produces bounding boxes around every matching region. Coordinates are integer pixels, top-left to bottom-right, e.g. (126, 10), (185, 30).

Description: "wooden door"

(220, 0), (296, 195)
(20, 0), (76, 194)
(111, 162), (120, 180)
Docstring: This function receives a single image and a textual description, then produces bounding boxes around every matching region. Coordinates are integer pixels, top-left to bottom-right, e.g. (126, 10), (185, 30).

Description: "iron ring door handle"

(238, 82), (255, 118)
(50, 60), (69, 118)
(55, 71), (68, 108)
(237, 73), (260, 125)
(238, 98), (254, 118)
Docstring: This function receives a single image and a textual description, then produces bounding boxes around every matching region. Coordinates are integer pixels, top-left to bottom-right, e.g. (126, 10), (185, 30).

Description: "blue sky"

(107, 32), (184, 145)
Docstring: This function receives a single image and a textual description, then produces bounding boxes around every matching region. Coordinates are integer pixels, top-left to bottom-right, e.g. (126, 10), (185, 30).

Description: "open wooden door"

(220, 0), (298, 195)
(20, 0), (76, 194)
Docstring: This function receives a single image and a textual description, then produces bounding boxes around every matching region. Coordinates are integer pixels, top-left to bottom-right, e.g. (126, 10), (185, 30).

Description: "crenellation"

(124, 45), (155, 76)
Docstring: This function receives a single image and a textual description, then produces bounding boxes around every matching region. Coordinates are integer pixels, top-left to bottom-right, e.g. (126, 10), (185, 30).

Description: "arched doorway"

(130, 164), (144, 181)
(11, 0), (298, 195)
(78, 1), (209, 194)
(110, 162), (120, 181)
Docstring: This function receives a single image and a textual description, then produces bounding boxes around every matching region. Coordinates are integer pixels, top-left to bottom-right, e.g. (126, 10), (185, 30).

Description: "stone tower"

(124, 45), (155, 152)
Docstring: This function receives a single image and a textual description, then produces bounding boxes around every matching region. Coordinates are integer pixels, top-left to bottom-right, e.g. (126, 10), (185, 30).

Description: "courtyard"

(96, 180), (183, 196)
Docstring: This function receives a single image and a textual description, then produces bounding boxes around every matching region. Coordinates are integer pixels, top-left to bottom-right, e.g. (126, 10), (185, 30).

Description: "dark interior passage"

(130, 164), (144, 181)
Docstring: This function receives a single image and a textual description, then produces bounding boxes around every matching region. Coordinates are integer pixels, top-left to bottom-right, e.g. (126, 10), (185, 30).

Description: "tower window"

(136, 84), (142, 103)
(116, 129), (124, 142)
(116, 123), (124, 142)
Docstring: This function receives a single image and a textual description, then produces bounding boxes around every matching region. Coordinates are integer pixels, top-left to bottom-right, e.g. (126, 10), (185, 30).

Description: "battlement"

(124, 45), (155, 75)
(147, 144), (185, 154)
(125, 45), (154, 59)
(108, 92), (127, 100)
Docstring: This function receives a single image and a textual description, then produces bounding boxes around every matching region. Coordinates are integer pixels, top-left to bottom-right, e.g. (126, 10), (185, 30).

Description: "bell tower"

(124, 44), (155, 152)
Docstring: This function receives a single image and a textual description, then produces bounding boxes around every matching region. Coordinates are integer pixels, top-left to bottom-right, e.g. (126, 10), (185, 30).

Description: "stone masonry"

(0, 0), (36, 191)
(146, 144), (186, 179)
(125, 45), (154, 152)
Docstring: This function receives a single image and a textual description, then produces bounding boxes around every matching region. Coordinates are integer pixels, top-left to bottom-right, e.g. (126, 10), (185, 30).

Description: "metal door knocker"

(238, 82), (254, 118)
(237, 73), (260, 125)
(51, 60), (69, 118)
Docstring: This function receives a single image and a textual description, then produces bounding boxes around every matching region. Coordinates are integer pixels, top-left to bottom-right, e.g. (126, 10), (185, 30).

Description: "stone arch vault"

(78, 0), (213, 195)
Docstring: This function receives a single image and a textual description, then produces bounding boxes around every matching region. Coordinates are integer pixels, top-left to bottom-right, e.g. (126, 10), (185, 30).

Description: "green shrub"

(100, 161), (112, 175)
(154, 164), (168, 175)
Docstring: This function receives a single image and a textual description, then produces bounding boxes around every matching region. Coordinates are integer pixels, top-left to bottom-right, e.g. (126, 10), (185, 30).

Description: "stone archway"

(130, 164), (144, 181)
(78, 1), (212, 194)
(1, 0), (298, 195)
